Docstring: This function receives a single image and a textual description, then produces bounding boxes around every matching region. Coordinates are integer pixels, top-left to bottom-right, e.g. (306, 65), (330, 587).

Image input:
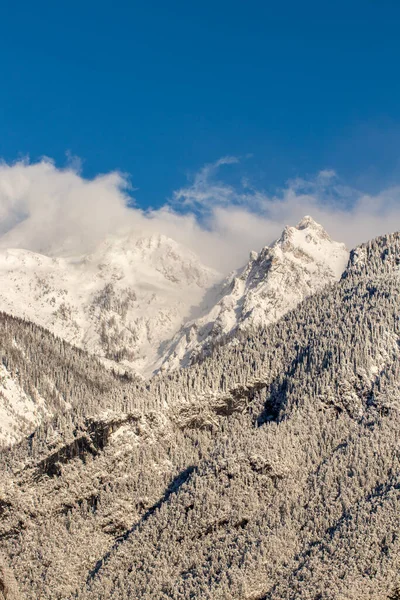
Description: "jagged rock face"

(160, 216), (349, 370)
(0, 233), (219, 377)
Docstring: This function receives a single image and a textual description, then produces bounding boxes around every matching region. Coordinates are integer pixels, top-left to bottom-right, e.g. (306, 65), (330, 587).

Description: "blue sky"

(1, 0), (400, 211)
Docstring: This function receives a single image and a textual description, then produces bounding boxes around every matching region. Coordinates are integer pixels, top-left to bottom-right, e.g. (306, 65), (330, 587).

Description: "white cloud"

(0, 157), (400, 273)
(173, 156), (240, 208)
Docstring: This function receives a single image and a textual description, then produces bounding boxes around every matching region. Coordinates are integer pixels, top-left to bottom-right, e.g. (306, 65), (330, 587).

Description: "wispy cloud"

(173, 156), (240, 209)
(0, 157), (400, 272)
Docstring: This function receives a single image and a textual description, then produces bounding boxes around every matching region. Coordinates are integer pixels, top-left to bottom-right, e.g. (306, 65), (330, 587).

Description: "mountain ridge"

(0, 216), (348, 378)
(0, 216), (350, 445)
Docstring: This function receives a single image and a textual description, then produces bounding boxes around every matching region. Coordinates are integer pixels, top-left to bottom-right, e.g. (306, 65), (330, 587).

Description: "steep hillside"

(0, 312), (149, 446)
(0, 232), (399, 599)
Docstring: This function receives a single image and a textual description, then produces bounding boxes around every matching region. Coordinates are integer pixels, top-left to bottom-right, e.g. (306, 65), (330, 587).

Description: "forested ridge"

(0, 233), (400, 599)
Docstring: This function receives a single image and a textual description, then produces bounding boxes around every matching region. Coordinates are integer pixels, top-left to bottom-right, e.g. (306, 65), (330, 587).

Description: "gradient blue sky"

(1, 0), (400, 209)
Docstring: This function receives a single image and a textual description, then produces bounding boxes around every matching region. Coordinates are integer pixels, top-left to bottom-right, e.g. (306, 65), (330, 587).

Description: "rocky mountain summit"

(160, 216), (349, 370)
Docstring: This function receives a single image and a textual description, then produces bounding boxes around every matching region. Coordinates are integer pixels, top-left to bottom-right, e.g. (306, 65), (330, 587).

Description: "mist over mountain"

(1, 159), (400, 272)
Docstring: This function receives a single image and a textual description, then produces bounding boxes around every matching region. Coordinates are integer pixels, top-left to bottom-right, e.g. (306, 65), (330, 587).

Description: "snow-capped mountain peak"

(273, 215), (348, 277)
(0, 233), (220, 377)
(160, 217), (349, 370)
(296, 214), (327, 231)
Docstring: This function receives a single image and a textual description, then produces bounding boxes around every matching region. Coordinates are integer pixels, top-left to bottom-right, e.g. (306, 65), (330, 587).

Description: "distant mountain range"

(0, 233), (219, 377)
(0, 216), (347, 379)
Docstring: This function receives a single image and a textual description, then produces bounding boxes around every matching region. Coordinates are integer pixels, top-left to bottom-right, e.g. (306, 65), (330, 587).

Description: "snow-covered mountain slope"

(0, 234), (219, 376)
(0, 364), (46, 447)
(160, 216), (349, 371)
(0, 310), (152, 446)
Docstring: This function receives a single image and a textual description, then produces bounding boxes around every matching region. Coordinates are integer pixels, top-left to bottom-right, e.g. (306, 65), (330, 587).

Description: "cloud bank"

(0, 157), (400, 273)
